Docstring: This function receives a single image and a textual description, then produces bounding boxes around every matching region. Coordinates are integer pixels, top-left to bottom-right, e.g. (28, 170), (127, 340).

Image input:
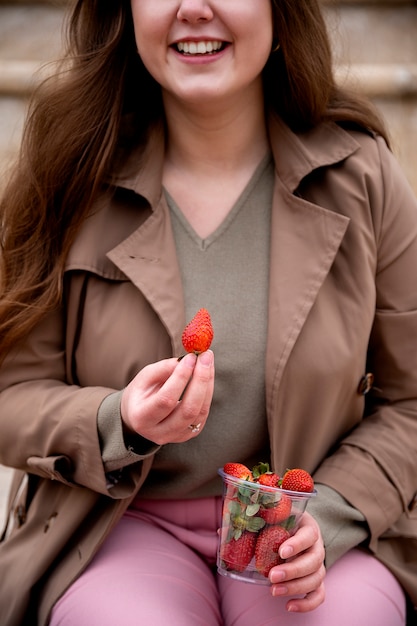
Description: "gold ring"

(188, 422), (202, 433)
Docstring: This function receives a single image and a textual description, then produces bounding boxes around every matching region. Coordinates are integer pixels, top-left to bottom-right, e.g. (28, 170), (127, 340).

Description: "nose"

(177, 0), (214, 22)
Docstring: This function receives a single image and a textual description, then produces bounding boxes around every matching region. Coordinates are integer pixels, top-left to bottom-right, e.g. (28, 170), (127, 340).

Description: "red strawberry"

(259, 493), (292, 525)
(251, 462), (279, 488)
(182, 308), (213, 354)
(255, 525), (291, 577)
(257, 472), (280, 488)
(281, 468), (314, 493)
(223, 462), (254, 482)
(220, 531), (257, 572)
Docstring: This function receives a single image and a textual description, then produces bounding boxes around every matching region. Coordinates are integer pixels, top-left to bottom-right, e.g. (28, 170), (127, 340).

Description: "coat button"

(357, 373), (374, 395)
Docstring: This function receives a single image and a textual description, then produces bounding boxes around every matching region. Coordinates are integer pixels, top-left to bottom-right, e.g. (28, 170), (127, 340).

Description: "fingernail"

(280, 546), (293, 559)
(183, 353), (197, 367)
(198, 350), (213, 367)
(270, 570), (285, 584)
(272, 585), (288, 596)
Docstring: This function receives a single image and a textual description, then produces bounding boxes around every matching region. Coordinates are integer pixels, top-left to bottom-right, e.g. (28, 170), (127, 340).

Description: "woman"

(0, 0), (416, 624)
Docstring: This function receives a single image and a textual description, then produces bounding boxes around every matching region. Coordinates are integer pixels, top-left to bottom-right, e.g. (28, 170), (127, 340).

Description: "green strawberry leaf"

(237, 485), (256, 503)
(246, 516), (266, 532)
(252, 461), (270, 478)
(227, 500), (242, 516)
(259, 492), (278, 507)
(281, 515), (297, 531)
(246, 503), (261, 517)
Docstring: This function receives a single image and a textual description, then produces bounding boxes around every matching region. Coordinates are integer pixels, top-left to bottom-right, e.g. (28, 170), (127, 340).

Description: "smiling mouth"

(175, 41), (227, 55)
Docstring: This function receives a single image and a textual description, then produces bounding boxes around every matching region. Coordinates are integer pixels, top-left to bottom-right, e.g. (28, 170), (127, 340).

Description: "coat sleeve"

(0, 306), (146, 498)
(314, 136), (417, 548)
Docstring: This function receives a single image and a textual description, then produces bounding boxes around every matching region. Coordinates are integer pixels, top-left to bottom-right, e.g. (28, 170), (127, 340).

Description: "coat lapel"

(265, 177), (350, 418)
(265, 114), (356, 420)
(106, 122), (186, 355)
(106, 197), (186, 356)
(107, 115), (359, 371)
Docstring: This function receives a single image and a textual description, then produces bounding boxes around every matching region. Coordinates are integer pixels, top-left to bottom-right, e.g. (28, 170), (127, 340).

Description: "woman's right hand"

(120, 350), (214, 445)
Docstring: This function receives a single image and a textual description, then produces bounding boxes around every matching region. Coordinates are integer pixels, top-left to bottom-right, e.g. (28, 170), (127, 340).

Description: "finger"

(271, 543), (325, 585)
(278, 513), (322, 560)
(150, 352), (197, 420)
(178, 351), (214, 431)
(140, 357), (184, 390)
(271, 562), (326, 599)
(285, 582), (326, 613)
(146, 351), (214, 443)
(121, 354), (197, 439)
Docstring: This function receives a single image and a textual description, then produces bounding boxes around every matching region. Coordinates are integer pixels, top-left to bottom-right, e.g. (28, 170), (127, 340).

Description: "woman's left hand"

(268, 512), (326, 612)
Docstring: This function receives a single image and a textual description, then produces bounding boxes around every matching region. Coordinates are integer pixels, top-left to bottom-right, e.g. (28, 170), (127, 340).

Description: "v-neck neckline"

(164, 152), (272, 251)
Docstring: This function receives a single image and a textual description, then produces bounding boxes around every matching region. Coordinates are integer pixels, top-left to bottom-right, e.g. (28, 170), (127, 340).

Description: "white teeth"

(176, 41), (223, 55)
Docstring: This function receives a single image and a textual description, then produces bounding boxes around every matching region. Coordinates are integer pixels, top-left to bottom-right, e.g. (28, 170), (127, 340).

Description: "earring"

(271, 40), (280, 53)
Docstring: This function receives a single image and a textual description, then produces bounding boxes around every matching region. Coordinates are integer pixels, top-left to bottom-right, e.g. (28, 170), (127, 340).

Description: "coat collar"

(267, 111), (360, 192)
(265, 156), (351, 449)
(263, 114), (359, 462)
(112, 112), (360, 202)
(71, 114), (359, 357)
(111, 121), (166, 209)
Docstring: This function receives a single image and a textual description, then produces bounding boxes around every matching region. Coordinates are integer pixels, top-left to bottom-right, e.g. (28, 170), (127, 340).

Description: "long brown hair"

(0, 0), (388, 361)
(268, 0), (388, 134)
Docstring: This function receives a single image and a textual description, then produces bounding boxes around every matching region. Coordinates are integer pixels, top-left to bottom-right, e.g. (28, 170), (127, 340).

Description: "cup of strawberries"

(217, 462), (316, 584)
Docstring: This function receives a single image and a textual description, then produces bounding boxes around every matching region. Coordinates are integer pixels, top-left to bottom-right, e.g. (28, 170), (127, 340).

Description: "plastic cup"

(217, 468), (316, 584)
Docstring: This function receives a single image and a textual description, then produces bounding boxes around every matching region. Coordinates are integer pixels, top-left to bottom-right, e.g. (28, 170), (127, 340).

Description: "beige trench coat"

(1, 114), (417, 625)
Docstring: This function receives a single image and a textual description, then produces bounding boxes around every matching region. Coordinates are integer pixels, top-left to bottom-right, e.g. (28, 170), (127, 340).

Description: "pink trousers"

(50, 496), (406, 626)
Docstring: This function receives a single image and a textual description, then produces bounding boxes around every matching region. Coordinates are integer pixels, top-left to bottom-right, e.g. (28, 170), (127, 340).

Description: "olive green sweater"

(98, 154), (368, 567)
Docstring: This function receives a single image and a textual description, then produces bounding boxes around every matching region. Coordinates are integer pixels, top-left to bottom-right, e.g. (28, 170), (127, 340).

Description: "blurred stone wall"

(325, 0), (417, 196)
(0, 0), (416, 194)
